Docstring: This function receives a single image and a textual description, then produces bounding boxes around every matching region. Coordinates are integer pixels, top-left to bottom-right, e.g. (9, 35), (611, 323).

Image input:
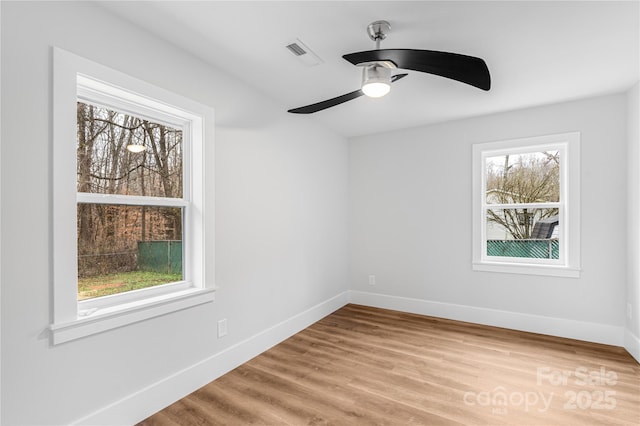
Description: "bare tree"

(76, 102), (183, 276)
(486, 151), (559, 239)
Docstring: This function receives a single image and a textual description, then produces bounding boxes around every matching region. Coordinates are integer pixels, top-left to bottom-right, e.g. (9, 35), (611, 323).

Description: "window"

(472, 132), (581, 277)
(51, 48), (215, 344)
(76, 100), (185, 301)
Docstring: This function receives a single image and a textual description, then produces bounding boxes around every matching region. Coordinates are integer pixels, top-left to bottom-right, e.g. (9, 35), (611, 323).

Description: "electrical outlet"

(217, 318), (228, 338)
(627, 303), (632, 320)
(368, 275), (376, 286)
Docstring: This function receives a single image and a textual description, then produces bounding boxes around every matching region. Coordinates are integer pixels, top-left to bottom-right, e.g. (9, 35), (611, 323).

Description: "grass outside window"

(78, 271), (182, 300)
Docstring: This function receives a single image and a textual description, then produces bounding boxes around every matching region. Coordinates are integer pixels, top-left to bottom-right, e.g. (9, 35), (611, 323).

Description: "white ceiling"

(100, 1), (639, 138)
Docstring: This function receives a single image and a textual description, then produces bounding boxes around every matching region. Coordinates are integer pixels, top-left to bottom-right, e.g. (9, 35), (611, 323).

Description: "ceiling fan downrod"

(367, 20), (391, 50)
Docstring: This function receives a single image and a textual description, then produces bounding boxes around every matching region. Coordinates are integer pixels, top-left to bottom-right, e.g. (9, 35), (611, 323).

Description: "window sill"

(473, 262), (581, 278)
(50, 287), (215, 345)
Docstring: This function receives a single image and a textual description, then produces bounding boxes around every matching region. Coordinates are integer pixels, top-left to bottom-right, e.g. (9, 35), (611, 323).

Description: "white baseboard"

(349, 290), (625, 347)
(71, 291), (350, 426)
(624, 328), (640, 364)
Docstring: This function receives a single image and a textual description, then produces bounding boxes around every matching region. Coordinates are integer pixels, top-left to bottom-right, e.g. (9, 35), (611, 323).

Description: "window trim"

(52, 48), (215, 344)
(472, 132), (581, 277)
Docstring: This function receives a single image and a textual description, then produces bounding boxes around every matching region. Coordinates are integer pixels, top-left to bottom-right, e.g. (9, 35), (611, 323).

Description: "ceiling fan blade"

(288, 89), (363, 114)
(343, 49), (491, 91)
(288, 73), (408, 114)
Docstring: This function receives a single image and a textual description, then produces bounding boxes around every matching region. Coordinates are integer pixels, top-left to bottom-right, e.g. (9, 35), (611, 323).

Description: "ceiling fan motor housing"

(362, 64), (391, 84)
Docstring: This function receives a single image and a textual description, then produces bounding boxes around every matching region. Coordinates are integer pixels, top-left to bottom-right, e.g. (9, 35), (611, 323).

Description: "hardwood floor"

(139, 304), (640, 425)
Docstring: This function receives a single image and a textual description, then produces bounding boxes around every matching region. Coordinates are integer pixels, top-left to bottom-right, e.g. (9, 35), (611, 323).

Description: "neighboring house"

(485, 189), (558, 240)
(485, 188), (522, 203)
(485, 189), (513, 240)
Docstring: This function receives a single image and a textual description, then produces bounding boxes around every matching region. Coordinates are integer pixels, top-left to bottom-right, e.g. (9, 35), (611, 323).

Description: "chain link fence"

(487, 239), (559, 259)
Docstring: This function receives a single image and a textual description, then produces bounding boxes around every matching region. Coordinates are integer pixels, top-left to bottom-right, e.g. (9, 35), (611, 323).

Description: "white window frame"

(51, 48), (215, 344)
(472, 132), (581, 277)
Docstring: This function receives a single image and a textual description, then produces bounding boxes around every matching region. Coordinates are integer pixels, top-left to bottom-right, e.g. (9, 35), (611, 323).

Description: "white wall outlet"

(627, 303), (632, 320)
(368, 275), (376, 286)
(217, 318), (228, 338)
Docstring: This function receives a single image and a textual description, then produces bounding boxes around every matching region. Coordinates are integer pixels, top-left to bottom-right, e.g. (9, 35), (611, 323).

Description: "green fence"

(487, 239), (559, 259)
(137, 240), (182, 274)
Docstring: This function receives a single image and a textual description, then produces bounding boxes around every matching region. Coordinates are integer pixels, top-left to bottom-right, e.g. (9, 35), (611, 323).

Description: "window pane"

(485, 151), (559, 204)
(486, 208), (559, 259)
(77, 102), (183, 198)
(77, 204), (183, 300)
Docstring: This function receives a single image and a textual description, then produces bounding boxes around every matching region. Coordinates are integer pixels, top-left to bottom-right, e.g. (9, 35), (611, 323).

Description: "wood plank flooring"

(139, 304), (640, 425)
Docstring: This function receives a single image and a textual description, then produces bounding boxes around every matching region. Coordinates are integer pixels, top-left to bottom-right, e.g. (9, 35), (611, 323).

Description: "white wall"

(0, 2), (348, 425)
(349, 94), (628, 344)
(626, 82), (640, 361)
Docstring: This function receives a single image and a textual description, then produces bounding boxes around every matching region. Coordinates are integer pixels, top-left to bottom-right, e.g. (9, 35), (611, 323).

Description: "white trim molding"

(472, 132), (581, 277)
(52, 47), (215, 344)
(624, 328), (640, 364)
(349, 290), (624, 347)
(51, 288), (215, 345)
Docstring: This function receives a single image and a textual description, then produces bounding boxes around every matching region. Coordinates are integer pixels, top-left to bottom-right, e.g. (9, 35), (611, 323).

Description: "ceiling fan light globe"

(362, 81), (391, 98)
(361, 64), (392, 98)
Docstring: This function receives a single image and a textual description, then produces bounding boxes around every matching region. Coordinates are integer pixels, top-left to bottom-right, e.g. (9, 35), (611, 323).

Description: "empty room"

(1, 1), (639, 425)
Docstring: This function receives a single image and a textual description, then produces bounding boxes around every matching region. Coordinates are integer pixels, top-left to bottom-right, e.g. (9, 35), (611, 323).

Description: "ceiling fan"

(288, 20), (491, 114)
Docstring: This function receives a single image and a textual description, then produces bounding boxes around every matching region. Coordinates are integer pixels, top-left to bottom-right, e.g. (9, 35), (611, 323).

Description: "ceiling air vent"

(286, 43), (307, 56)
(285, 38), (323, 67)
